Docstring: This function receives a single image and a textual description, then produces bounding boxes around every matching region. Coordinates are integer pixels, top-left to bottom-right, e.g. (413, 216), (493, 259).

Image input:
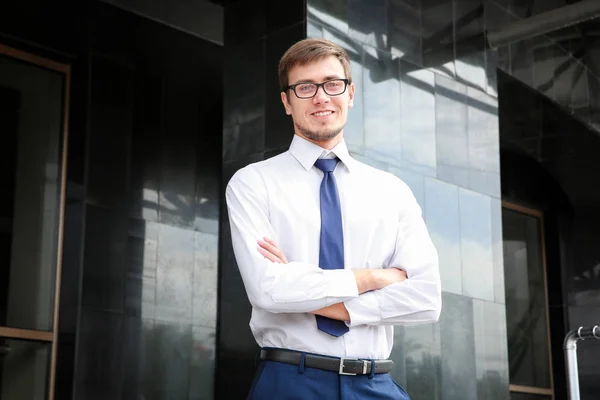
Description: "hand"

(257, 237), (288, 264)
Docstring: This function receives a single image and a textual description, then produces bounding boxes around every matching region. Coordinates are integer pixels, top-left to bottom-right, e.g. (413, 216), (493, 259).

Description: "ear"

(281, 91), (292, 115)
(348, 82), (355, 108)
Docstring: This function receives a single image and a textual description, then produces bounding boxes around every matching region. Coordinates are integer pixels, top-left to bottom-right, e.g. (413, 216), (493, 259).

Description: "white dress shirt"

(226, 134), (441, 359)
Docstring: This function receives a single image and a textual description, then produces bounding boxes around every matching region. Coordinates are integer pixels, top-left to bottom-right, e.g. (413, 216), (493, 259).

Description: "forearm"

(309, 268), (408, 321)
(344, 271), (441, 327)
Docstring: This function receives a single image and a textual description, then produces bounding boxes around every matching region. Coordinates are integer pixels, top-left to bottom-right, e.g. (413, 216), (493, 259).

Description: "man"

(226, 38), (441, 399)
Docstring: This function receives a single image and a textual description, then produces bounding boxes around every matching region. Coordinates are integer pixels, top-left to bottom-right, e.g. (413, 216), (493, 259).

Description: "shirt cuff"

(344, 291), (382, 327)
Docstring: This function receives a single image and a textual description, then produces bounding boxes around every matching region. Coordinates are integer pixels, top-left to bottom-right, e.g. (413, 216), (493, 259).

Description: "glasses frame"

(285, 78), (350, 99)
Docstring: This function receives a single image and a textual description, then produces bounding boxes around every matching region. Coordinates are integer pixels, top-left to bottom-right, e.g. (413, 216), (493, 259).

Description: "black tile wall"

(10, 1), (225, 398)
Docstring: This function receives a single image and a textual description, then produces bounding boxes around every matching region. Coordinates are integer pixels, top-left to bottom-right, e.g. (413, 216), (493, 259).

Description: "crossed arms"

(226, 167), (442, 327)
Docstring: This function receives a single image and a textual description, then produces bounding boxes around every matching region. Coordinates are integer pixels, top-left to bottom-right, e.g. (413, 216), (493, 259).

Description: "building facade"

(0, 0), (599, 399)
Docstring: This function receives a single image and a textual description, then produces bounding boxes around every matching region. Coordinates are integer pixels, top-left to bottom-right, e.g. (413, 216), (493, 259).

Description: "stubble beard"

(295, 121), (345, 142)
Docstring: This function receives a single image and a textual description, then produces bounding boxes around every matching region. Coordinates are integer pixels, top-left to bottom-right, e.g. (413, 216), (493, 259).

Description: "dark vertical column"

(218, 0), (306, 398)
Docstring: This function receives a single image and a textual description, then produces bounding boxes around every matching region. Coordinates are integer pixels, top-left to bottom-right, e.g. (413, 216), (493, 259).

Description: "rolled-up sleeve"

(226, 166), (359, 314)
(344, 180), (442, 326)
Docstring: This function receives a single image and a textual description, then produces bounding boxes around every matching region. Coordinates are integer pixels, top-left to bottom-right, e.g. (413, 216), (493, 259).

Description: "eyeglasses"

(285, 78), (350, 99)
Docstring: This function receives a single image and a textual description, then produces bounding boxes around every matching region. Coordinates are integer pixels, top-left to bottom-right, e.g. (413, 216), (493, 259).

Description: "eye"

(325, 80), (342, 89)
(297, 83), (316, 93)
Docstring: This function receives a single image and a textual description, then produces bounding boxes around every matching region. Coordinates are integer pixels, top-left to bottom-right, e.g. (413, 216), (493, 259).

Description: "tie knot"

(314, 158), (338, 173)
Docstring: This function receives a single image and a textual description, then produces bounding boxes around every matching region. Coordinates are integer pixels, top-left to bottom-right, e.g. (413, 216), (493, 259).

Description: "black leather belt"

(260, 348), (393, 375)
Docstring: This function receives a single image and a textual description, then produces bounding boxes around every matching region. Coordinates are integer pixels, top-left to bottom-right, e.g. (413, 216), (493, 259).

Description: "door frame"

(502, 200), (556, 399)
(0, 43), (70, 400)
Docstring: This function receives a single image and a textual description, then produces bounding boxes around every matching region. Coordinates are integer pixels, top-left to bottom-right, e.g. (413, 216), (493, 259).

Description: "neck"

(295, 132), (343, 150)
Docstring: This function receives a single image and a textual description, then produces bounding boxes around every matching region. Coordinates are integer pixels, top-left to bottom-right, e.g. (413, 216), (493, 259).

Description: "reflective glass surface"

(503, 209), (550, 389)
(0, 338), (50, 400)
(0, 54), (64, 331)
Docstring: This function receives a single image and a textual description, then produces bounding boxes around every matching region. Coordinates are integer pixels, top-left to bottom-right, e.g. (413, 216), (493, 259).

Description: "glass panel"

(503, 208), (551, 389)
(0, 55), (64, 331)
(510, 392), (552, 400)
(0, 337), (50, 399)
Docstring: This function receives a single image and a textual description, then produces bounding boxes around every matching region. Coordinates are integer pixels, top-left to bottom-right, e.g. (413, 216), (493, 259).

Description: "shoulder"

(350, 158), (412, 195)
(227, 152), (290, 190)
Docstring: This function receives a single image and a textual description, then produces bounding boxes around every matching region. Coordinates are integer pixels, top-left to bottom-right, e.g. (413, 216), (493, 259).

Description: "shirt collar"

(289, 134), (355, 173)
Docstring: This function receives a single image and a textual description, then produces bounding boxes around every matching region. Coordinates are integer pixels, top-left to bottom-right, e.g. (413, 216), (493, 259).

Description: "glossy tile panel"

(467, 87), (500, 198)
(422, 0), (455, 78)
(473, 300), (510, 400)
(363, 46), (402, 166)
(454, 0), (486, 91)
(425, 178), (462, 295)
(348, 0), (387, 48)
(401, 62), (436, 176)
(459, 189), (494, 301)
(388, 0), (422, 66)
(435, 73), (469, 188)
(440, 292), (477, 400)
(404, 321), (442, 400)
(82, 205), (127, 312)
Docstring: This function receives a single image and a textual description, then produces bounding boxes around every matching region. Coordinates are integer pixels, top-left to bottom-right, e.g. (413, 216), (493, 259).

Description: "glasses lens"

(295, 83), (317, 98)
(324, 79), (346, 95)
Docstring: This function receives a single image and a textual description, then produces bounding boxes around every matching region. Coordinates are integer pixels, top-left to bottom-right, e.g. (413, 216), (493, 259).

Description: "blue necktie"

(314, 159), (350, 337)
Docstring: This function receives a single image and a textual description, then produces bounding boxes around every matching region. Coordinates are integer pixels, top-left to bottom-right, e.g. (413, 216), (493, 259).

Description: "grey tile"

(459, 188), (494, 302)
(307, 0), (349, 34)
(440, 292), (476, 400)
(435, 74), (469, 175)
(193, 231), (219, 329)
(437, 164), (470, 189)
(82, 205), (127, 312)
(473, 300), (510, 400)
(467, 87), (500, 196)
(467, 87), (499, 174)
(155, 224), (194, 324)
(75, 309), (124, 398)
(454, 0), (487, 91)
(404, 322), (442, 400)
(189, 326), (216, 400)
(348, 0), (387, 48)
(490, 198), (505, 304)
(425, 178), (462, 295)
(141, 321), (193, 399)
(307, 19), (324, 38)
(158, 84), (198, 228)
(388, 0), (422, 66)
(363, 45), (402, 167)
(400, 62), (436, 177)
(469, 170), (501, 198)
(389, 326), (407, 388)
(422, 0), (456, 78)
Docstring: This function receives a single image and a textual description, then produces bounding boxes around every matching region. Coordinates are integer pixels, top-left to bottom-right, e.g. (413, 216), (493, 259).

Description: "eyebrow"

(291, 75), (343, 85)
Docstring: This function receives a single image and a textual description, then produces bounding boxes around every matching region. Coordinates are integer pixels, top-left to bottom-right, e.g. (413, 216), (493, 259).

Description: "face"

(281, 56), (354, 147)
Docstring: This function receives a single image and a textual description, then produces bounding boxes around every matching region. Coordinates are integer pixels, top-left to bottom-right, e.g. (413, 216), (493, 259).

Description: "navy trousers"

(247, 360), (411, 400)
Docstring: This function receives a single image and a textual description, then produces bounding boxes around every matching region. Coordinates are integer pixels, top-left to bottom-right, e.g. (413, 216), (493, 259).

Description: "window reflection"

(503, 207), (552, 394)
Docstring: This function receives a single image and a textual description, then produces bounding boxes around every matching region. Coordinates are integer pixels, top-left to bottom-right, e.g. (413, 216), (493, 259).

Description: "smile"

(312, 110), (334, 117)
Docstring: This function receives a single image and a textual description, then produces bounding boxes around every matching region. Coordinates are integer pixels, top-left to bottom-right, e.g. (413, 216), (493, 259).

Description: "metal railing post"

(563, 325), (600, 400)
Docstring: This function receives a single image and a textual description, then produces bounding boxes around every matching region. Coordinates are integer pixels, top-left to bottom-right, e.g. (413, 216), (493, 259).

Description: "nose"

(312, 85), (330, 104)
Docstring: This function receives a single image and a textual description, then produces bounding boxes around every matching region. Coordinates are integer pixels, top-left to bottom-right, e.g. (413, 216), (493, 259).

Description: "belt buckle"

(338, 358), (368, 375)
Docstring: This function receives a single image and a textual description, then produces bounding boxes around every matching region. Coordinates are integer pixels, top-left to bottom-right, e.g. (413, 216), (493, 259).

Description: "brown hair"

(278, 38), (352, 92)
